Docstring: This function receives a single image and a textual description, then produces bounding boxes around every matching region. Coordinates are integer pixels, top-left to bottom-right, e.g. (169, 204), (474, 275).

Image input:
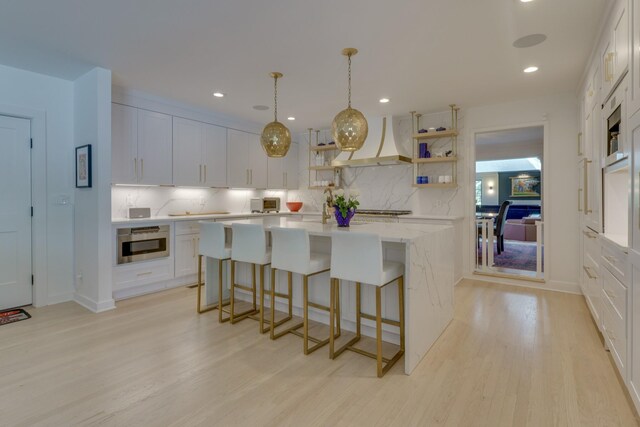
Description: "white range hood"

(331, 115), (411, 167)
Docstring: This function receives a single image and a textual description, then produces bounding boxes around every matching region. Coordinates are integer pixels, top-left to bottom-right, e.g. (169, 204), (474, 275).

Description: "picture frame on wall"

(75, 144), (92, 188)
(509, 175), (539, 197)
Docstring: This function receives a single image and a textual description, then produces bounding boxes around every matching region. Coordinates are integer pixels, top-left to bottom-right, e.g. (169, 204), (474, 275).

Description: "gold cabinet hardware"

(604, 289), (616, 299)
(136, 271), (153, 277)
(583, 158), (592, 213)
(204, 165), (207, 182)
(583, 230), (598, 239)
(583, 265), (597, 279)
(578, 132), (583, 156)
(578, 188), (583, 212)
(199, 164), (202, 182)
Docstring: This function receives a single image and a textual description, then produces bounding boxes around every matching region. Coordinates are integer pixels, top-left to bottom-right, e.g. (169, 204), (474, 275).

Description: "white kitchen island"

(203, 216), (454, 375)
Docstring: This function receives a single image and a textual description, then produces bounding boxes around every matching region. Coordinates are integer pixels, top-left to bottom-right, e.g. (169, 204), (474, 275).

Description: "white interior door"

(0, 115), (32, 310)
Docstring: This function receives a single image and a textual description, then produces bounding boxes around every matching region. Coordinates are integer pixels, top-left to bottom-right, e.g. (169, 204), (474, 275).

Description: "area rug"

(477, 240), (543, 272)
(0, 308), (31, 326)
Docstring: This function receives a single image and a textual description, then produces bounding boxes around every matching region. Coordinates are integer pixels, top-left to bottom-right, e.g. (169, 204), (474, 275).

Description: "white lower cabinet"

(602, 267), (628, 377)
(113, 259), (174, 293)
(629, 251), (640, 407)
(175, 233), (200, 278)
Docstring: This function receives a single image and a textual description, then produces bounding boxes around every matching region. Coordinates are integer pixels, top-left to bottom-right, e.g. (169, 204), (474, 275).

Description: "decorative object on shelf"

(332, 189), (359, 227)
(75, 144), (92, 188)
(260, 72), (291, 157)
(332, 48), (368, 152)
(286, 201), (303, 212)
(418, 129), (428, 134)
(436, 127), (447, 132)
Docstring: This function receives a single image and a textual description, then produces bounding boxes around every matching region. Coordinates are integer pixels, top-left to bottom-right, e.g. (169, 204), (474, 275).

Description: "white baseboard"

(47, 292), (74, 306)
(74, 293), (116, 313)
(464, 274), (581, 295)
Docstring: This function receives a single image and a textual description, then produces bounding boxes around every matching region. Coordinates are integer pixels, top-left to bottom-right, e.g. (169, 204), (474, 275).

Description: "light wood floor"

(1, 279), (638, 426)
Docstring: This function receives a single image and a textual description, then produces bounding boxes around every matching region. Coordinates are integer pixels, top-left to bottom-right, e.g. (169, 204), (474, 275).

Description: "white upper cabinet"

(603, 1), (630, 99)
(173, 117), (227, 187)
(248, 133), (268, 189)
(285, 143), (299, 190)
(173, 117), (203, 187)
(137, 109), (173, 185)
(630, 0), (640, 116)
(267, 156), (284, 189)
(227, 129), (250, 188)
(112, 104), (172, 185)
(267, 143), (298, 189)
(202, 124), (227, 187)
(112, 103), (138, 184)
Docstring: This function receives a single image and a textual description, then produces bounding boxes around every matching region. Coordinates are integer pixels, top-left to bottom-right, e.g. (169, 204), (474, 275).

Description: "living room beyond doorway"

(474, 126), (544, 279)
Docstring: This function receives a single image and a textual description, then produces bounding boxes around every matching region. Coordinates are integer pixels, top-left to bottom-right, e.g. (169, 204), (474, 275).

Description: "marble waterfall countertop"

(206, 215), (455, 374)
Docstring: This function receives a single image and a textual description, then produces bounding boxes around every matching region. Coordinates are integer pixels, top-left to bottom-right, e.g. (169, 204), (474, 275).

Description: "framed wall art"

(75, 144), (92, 188)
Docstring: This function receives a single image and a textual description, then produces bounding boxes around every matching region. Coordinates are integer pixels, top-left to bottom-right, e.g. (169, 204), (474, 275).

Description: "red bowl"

(286, 202), (303, 212)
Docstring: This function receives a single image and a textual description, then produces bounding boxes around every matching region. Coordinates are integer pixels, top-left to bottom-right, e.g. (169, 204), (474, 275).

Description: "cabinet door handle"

(250, 169), (253, 185)
(604, 255), (616, 264)
(604, 289), (616, 299)
(134, 158), (138, 180)
(577, 132), (583, 156)
(583, 230), (598, 239)
(583, 265), (597, 279)
(199, 164), (202, 182)
(578, 188), (583, 212)
(583, 158), (592, 213)
(140, 159), (144, 180)
(137, 271), (153, 277)
(246, 169), (249, 185)
(607, 52), (615, 82)
(204, 165), (207, 182)
(607, 329), (617, 341)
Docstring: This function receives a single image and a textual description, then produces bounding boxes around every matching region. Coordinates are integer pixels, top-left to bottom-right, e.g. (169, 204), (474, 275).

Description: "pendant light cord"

(274, 75), (278, 122)
(347, 53), (352, 108)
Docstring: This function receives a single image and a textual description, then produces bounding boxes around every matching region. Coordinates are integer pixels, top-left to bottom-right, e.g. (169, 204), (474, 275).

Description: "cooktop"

(355, 209), (412, 216)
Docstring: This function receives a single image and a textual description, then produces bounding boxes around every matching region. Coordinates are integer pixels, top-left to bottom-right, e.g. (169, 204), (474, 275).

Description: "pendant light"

(332, 48), (368, 152)
(260, 72), (291, 157)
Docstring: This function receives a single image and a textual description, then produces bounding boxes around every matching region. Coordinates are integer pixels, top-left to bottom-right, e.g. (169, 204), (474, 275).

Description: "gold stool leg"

(398, 276), (405, 352)
(230, 260), (236, 323)
(329, 278), (336, 358)
(303, 275), (309, 354)
(356, 282), (361, 338)
(269, 267), (277, 338)
(259, 264), (267, 333)
(252, 263), (257, 311)
(288, 271), (293, 317)
(335, 279), (341, 335)
(218, 259), (230, 323)
(376, 286), (383, 378)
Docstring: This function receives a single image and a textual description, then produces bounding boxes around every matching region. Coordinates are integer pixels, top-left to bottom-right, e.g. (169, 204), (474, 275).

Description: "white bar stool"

(230, 223), (272, 331)
(329, 231), (405, 378)
(270, 227), (340, 354)
(197, 222), (231, 323)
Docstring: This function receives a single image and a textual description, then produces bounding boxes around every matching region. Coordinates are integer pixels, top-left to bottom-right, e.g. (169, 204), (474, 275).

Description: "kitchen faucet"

(322, 187), (334, 224)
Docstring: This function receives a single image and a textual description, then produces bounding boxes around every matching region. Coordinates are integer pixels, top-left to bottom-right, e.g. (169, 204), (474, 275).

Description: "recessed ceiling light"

(213, 92), (225, 98)
(379, 98), (390, 103)
(524, 66), (539, 73)
(520, 0), (534, 2)
(287, 117), (295, 121)
(253, 105), (269, 111)
(513, 34), (547, 48)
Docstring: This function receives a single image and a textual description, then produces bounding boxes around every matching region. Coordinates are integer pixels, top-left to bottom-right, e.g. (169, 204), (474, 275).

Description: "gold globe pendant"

(332, 48), (368, 152)
(332, 107), (368, 152)
(260, 72), (291, 157)
(261, 120), (291, 157)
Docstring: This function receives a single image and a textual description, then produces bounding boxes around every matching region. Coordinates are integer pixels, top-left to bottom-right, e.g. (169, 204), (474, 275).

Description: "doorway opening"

(474, 126), (544, 280)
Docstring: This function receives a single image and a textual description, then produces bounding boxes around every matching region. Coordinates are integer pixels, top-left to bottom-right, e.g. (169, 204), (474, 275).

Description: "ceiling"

(476, 126), (544, 146)
(0, 0), (609, 131)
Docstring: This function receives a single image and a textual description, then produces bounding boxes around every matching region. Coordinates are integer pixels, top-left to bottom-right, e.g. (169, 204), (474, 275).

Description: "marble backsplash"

(111, 186), (289, 219)
(289, 109), (466, 217)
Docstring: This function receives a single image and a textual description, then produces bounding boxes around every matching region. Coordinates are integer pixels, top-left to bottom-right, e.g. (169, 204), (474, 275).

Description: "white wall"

(0, 64), (75, 305)
(476, 172), (499, 206)
(74, 68), (115, 312)
(465, 92), (580, 292)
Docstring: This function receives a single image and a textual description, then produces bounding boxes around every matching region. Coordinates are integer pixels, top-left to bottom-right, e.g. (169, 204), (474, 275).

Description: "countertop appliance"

(352, 209), (412, 223)
(128, 207), (151, 219)
(251, 197), (280, 213)
(117, 225), (170, 265)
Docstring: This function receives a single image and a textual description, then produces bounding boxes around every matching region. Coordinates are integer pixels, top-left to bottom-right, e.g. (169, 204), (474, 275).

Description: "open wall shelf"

(412, 105), (460, 188)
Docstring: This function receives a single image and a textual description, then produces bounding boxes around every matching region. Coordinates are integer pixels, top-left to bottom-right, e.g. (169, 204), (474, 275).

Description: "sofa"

(504, 216), (539, 242)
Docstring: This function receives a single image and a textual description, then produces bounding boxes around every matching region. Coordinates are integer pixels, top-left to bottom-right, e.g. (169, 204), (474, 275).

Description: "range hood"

(331, 115), (412, 167)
